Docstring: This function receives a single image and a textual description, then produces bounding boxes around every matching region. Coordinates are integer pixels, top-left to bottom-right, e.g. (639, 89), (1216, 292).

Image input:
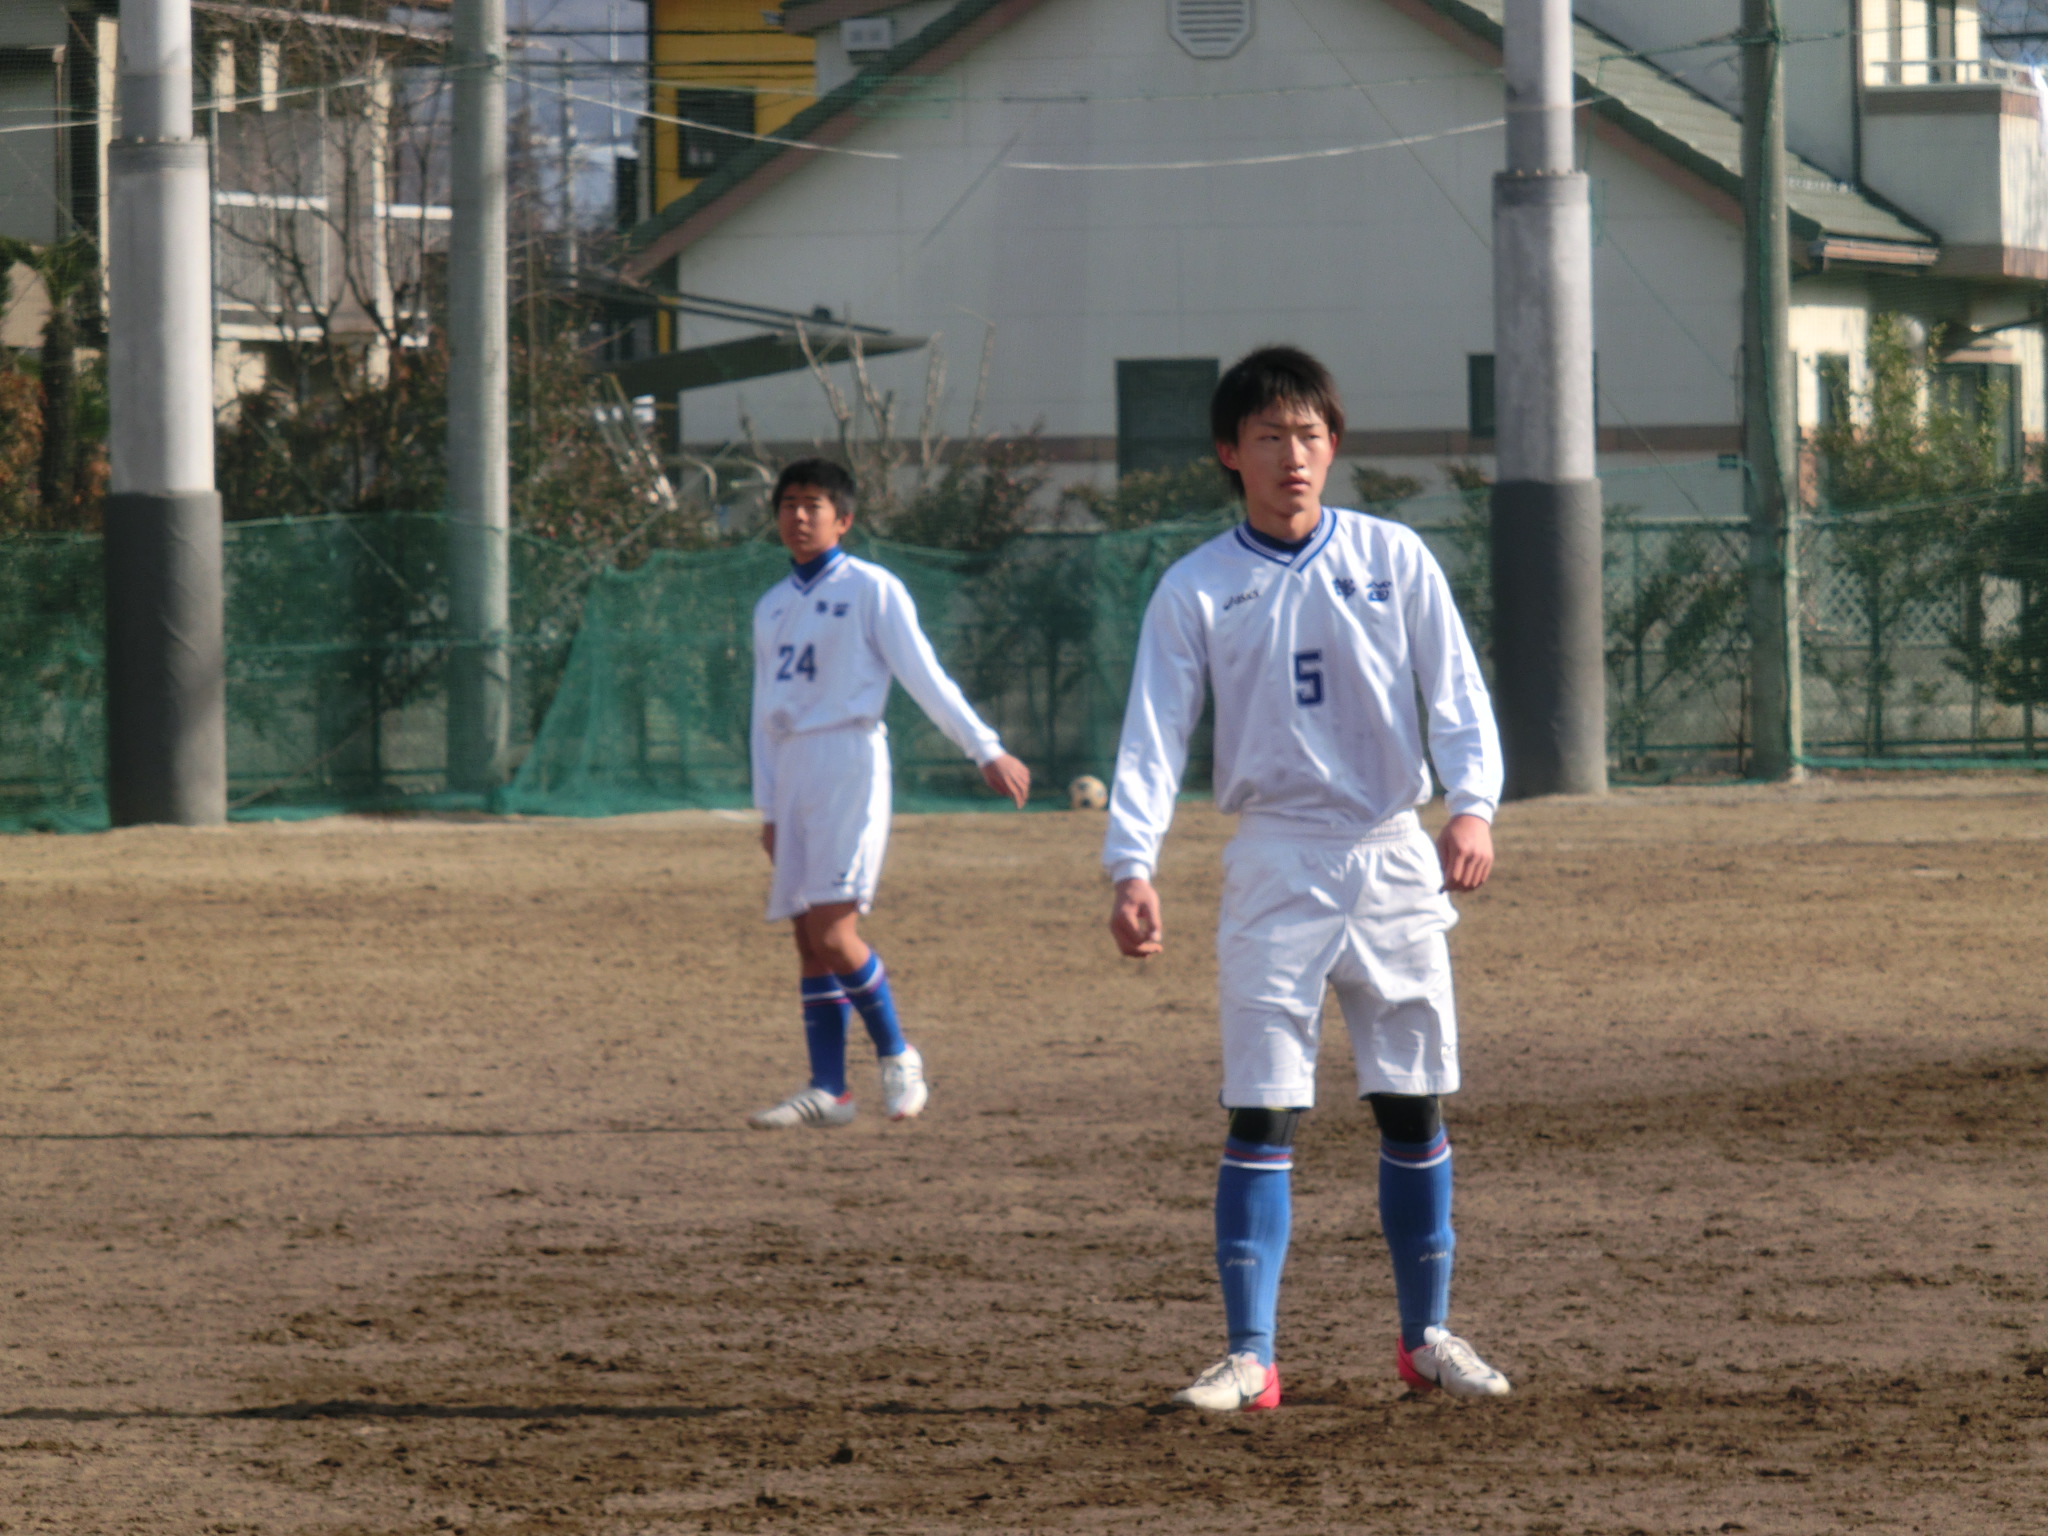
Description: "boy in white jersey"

(1103, 348), (1511, 1409)
(748, 458), (1031, 1130)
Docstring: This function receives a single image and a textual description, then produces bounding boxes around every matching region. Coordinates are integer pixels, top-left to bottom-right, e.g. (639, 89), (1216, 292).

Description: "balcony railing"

(1866, 56), (2037, 88)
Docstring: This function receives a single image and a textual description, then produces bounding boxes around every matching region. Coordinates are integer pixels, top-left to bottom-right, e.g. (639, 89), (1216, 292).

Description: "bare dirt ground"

(2, 776), (2046, 1536)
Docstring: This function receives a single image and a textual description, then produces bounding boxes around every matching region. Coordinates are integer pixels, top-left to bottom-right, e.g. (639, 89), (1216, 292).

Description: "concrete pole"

(105, 0), (226, 826)
(446, 0), (511, 794)
(1741, 0), (1803, 778)
(1489, 0), (1606, 798)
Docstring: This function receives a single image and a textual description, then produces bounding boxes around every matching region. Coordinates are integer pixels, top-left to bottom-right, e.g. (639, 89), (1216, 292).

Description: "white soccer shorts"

(1214, 810), (1461, 1107)
(763, 726), (892, 923)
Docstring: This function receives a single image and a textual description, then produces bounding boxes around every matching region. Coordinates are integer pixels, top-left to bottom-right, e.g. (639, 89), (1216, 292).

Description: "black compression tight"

(1365, 1093), (1443, 1143)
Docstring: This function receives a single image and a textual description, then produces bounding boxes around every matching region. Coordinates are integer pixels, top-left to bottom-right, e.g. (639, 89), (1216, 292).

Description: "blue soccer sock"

(1379, 1130), (1455, 1350)
(799, 976), (852, 1096)
(1215, 1137), (1294, 1366)
(835, 951), (908, 1058)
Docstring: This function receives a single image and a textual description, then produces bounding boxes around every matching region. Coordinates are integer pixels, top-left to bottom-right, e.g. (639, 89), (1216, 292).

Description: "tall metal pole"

(1741, 0), (1803, 778)
(1489, 0), (1606, 799)
(446, 0), (511, 794)
(105, 0), (226, 826)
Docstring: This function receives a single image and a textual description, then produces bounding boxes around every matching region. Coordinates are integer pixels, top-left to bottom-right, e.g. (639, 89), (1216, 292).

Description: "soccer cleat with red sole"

(1171, 1352), (1282, 1411)
(1396, 1326), (1512, 1398)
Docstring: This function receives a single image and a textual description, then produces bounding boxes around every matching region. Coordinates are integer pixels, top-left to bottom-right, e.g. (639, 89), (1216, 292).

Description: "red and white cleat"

(1396, 1326), (1512, 1398)
(1171, 1352), (1282, 1411)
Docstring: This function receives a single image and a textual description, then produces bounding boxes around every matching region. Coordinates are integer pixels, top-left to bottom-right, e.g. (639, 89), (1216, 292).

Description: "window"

(1466, 352), (1597, 441)
(1936, 361), (2022, 478)
(675, 89), (754, 177)
(1929, 0), (1958, 79)
(1116, 358), (1219, 479)
(1815, 352), (1851, 432)
(1467, 354), (1495, 440)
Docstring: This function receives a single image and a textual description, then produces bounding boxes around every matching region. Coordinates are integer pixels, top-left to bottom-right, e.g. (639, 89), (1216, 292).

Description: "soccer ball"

(1068, 774), (1108, 811)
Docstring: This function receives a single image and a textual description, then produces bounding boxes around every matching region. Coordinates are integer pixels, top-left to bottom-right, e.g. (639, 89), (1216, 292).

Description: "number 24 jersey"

(750, 550), (1003, 813)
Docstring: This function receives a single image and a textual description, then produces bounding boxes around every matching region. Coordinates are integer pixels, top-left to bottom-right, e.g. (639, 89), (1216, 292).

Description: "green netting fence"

(5, 461), (2046, 832)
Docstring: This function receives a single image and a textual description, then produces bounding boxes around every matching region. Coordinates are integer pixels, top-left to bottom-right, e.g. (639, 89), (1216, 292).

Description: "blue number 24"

(1292, 649), (1324, 706)
(776, 643), (817, 682)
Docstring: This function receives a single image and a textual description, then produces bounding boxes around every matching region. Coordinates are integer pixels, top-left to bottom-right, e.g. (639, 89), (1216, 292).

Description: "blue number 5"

(1293, 649), (1323, 706)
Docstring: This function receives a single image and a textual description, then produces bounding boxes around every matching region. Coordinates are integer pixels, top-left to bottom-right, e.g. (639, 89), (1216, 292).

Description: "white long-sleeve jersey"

(751, 549), (1004, 814)
(1103, 507), (1502, 881)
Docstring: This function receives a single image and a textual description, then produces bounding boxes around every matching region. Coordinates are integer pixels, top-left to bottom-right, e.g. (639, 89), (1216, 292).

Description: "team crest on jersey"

(816, 600), (829, 613)
(1367, 579), (1393, 602)
(1333, 576), (1356, 599)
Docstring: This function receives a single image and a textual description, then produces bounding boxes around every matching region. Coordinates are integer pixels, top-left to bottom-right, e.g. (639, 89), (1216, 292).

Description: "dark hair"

(1209, 346), (1346, 495)
(773, 457), (857, 518)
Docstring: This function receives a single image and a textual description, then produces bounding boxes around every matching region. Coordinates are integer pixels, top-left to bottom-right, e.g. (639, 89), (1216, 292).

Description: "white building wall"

(674, 0), (1749, 488)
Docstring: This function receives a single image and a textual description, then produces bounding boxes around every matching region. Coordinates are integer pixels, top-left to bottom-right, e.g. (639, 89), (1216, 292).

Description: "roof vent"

(1170, 0), (1252, 59)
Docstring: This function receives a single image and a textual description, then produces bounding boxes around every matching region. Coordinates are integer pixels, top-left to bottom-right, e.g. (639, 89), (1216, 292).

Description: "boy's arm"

(1405, 540), (1504, 885)
(1103, 581), (1207, 955)
(869, 575), (1006, 768)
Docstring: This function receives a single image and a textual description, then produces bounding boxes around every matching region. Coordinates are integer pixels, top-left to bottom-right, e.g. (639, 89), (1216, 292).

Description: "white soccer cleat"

(747, 1086), (856, 1130)
(1170, 1352), (1282, 1412)
(879, 1045), (928, 1121)
(1396, 1326), (1512, 1398)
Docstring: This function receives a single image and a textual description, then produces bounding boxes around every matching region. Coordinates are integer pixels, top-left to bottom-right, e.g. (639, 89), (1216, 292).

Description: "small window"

(1466, 352), (1598, 440)
(1117, 358), (1220, 479)
(1169, 0), (1253, 59)
(675, 88), (755, 177)
(1467, 354), (1495, 441)
(1815, 352), (1851, 432)
(1936, 361), (2022, 477)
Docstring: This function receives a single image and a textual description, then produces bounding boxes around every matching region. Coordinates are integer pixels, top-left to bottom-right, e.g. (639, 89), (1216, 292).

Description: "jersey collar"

(788, 546), (846, 594)
(1233, 508), (1334, 570)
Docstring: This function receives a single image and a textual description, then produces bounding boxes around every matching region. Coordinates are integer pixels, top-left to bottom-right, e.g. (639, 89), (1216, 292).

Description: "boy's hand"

(761, 822), (776, 861)
(1436, 813), (1493, 893)
(1110, 876), (1164, 958)
(981, 753), (1031, 808)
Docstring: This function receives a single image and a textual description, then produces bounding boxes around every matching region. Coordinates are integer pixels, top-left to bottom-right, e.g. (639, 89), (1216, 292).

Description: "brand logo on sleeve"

(833, 602), (850, 617)
(1366, 579), (1392, 602)
(1222, 588), (1261, 612)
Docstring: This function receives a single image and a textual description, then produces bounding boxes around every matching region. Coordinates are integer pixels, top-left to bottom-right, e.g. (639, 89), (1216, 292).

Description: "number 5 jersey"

(1102, 507), (1503, 883)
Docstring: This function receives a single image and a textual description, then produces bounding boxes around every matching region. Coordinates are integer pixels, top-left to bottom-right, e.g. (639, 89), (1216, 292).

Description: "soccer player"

(1103, 347), (1510, 1408)
(748, 458), (1031, 1130)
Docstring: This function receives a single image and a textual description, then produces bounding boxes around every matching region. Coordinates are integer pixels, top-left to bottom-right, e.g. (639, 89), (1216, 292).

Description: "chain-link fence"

(5, 463), (2045, 831)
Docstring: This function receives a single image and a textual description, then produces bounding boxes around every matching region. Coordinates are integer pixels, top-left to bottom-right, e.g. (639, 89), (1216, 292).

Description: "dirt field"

(3, 777), (2046, 1536)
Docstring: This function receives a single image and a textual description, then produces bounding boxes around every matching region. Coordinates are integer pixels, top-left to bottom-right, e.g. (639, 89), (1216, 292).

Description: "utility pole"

(1490, 0), (1606, 798)
(446, 0), (511, 794)
(1741, 0), (1803, 779)
(105, 0), (225, 826)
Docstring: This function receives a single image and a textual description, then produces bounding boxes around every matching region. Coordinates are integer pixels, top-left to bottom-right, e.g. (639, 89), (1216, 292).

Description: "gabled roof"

(624, 0), (1935, 280)
(1404, 0), (1934, 251)
(620, 0), (1049, 279)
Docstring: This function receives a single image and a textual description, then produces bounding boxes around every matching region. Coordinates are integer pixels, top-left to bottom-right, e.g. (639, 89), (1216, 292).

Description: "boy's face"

(777, 484), (853, 563)
(1217, 401), (1336, 525)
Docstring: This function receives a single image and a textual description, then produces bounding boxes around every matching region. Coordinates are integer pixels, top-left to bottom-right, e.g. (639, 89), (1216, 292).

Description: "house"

(644, 0), (815, 227)
(619, 0), (2048, 517)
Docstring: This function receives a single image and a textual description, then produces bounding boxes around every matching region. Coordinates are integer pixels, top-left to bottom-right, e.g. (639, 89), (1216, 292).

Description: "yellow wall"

(649, 0), (814, 216)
